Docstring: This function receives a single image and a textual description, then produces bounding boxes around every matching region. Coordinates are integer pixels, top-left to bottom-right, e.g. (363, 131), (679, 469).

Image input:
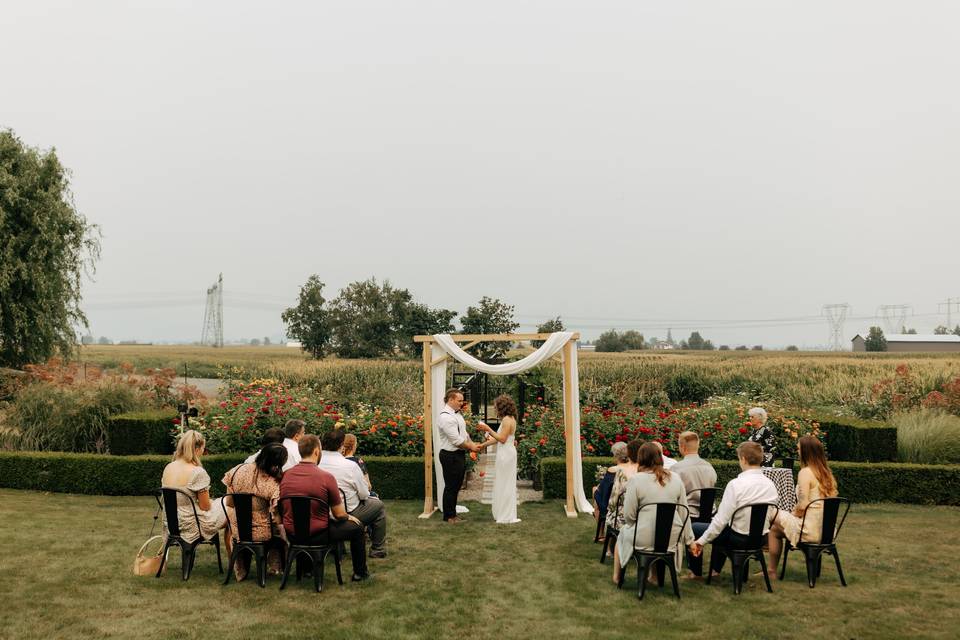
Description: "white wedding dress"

(491, 433), (520, 524)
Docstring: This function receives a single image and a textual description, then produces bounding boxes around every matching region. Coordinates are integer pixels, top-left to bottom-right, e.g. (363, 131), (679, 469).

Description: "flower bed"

(515, 396), (823, 478)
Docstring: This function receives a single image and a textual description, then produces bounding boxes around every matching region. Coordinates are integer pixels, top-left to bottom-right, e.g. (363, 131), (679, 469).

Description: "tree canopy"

(0, 130), (100, 368)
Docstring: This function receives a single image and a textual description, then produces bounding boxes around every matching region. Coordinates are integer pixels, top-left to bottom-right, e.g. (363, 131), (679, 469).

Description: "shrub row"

(105, 410), (177, 455)
(0, 452), (425, 500)
(540, 456), (960, 506)
(816, 414), (898, 462)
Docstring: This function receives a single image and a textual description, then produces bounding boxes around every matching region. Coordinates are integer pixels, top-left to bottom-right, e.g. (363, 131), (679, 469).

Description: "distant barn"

(851, 334), (960, 353)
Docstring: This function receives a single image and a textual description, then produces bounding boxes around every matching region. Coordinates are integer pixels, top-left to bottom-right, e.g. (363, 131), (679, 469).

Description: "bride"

(478, 394), (521, 524)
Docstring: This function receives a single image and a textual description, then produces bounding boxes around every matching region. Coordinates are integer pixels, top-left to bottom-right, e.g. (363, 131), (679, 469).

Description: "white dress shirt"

(663, 456), (677, 469)
(282, 438), (301, 471)
(317, 450), (369, 511)
(437, 405), (468, 452)
(696, 468), (779, 544)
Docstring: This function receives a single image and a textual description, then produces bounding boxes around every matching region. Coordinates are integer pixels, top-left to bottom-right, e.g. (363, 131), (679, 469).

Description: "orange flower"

(469, 451), (478, 461)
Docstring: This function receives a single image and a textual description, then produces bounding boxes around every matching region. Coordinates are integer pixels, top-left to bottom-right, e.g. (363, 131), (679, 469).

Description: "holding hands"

(688, 542), (703, 557)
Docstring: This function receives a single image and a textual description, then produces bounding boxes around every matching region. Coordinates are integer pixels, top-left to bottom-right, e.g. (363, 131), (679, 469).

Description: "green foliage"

(594, 330), (625, 352)
(105, 410), (176, 455)
(326, 278), (456, 359)
(0, 451), (424, 498)
(0, 130), (101, 368)
(540, 456), (960, 505)
(893, 409), (960, 464)
(532, 317), (564, 348)
(664, 370), (713, 403)
(621, 330), (645, 350)
(934, 325), (950, 335)
(329, 278), (403, 358)
(281, 275), (332, 358)
(392, 297), (457, 357)
(812, 413), (898, 461)
(865, 326), (888, 352)
(785, 345), (799, 351)
(7, 380), (147, 452)
(459, 296), (519, 360)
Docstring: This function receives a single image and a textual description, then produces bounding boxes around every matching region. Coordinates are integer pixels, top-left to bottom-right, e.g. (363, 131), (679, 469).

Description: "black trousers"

(439, 449), (466, 520)
(708, 526), (752, 575)
(307, 519), (368, 576)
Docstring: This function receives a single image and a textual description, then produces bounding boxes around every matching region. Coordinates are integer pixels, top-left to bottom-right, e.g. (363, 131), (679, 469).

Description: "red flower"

(739, 427), (748, 435)
(172, 418), (181, 425)
(703, 432), (712, 437)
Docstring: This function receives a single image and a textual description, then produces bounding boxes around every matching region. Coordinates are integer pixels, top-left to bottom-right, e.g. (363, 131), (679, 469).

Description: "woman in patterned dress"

(746, 407), (777, 466)
(604, 439), (642, 543)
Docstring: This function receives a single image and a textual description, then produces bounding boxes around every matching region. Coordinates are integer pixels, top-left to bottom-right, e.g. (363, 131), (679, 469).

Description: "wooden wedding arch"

(414, 332), (582, 518)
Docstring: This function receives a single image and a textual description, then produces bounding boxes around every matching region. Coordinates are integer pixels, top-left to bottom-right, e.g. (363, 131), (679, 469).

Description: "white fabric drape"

(430, 332), (593, 514)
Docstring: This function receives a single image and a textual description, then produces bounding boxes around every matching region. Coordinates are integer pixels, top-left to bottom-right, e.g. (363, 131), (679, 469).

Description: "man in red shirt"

(279, 434), (371, 581)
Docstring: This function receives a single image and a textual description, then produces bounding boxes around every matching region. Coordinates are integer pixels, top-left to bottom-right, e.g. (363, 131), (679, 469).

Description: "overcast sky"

(4, 1), (959, 348)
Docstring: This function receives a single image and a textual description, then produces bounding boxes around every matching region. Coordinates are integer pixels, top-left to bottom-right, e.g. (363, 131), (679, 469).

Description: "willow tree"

(0, 130), (100, 368)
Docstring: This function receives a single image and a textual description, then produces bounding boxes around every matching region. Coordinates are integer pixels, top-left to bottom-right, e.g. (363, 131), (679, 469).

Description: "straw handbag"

(134, 535), (167, 576)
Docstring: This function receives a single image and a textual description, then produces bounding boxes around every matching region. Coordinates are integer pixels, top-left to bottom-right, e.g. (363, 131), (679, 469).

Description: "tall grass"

(894, 409), (960, 464)
(7, 381), (147, 452)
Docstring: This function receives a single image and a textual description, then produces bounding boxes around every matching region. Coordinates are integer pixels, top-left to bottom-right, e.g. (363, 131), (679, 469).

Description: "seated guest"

(689, 441), (778, 578)
(279, 435), (370, 581)
(244, 427), (286, 464)
(341, 433), (372, 492)
(767, 435), (838, 574)
(604, 439), (642, 546)
(318, 429), (388, 558)
(673, 431), (718, 577)
(223, 442), (287, 579)
(746, 407), (776, 466)
(160, 430), (228, 543)
(592, 442), (629, 531)
(612, 442), (692, 584)
(652, 441), (678, 468)
(281, 419), (306, 471)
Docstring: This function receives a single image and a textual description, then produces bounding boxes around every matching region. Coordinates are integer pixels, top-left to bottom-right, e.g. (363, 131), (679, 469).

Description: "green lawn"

(0, 490), (957, 640)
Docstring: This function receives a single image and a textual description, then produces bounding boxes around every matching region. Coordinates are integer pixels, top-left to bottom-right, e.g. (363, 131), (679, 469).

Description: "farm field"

(78, 345), (960, 412)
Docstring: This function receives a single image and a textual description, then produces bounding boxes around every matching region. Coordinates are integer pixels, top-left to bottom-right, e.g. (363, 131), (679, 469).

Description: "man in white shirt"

(281, 420), (305, 472)
(318, 428), (387, 557)
(437, 388), (493, 523)
(689, 441), (778, 577)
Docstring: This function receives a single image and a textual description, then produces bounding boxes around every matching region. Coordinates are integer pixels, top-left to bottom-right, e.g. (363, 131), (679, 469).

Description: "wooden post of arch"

(414, 332), (581, 519)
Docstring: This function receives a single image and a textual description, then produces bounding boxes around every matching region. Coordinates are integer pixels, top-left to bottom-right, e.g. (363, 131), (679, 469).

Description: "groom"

(437, 388), (491, 523)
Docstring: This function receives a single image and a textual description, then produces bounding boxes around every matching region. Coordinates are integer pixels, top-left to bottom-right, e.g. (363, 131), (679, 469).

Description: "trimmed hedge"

(815, 414), (898, 462)
(105, 411), (177, 455)
(540, 456), (960, 506)
(0, 452), (425, 499)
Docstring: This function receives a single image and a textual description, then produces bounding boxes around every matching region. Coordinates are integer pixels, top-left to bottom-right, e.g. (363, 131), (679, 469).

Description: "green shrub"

(539, 457), (959, 505)
(105, 410), (177, 455)
(0, 452), (425, 499)
(893, 409), (960, 464)
(813, 413), (897, 461)
(8, 381), (147, 453)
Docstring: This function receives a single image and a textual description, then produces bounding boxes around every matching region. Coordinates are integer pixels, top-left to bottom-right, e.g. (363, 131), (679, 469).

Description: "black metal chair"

(155, 487), (223, 581)
(706, 502), (779, 595)
(617, 502), (691, 600)
(594, 471), (616, 543)
(779, 497), (851, 588)
(599, 492), (624, 564)
(221, 493), (286, 588)
(687, 487), (717, 524)
(277, 495), (343, 592)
